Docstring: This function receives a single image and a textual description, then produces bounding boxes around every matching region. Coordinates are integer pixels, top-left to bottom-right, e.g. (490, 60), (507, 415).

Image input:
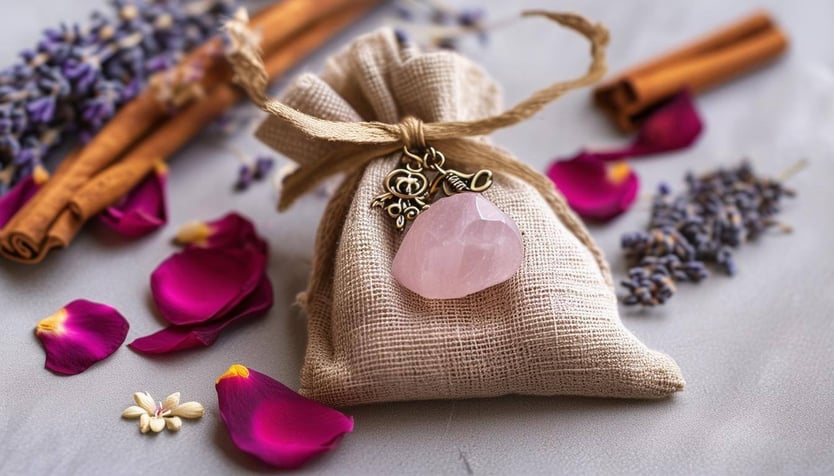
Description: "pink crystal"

(392, 192), (524, 299)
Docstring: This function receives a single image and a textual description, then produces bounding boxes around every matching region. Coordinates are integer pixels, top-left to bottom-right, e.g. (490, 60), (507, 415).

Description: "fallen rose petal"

(151, 243), (266, 325)
(0, 165), (48, 228)
(174, 212), (267, 255)
(547, 152), (639, 222)
(587, 90), (704, 162)
(34, 300), (129, 375)
(215, 365), (354, 469)
(629, 89), (703, 156)
(130, 276), (273, 354)
(151, 212), (269, 326)
(99, 162), (167, 238)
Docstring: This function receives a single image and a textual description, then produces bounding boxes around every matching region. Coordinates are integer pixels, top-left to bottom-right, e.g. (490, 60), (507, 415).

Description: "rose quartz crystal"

(392, 192), (523, 299)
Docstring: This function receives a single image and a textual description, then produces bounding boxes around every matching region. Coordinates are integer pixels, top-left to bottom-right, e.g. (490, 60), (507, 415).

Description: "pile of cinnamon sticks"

(594, 11), (788, 132)
(0, 0), (381, 264)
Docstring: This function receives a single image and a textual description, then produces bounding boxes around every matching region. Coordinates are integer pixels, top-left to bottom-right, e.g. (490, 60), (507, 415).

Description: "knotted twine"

(225, 10), (613, 282)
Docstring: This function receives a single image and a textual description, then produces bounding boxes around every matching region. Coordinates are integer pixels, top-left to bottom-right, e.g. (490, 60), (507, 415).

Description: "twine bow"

(225, 10), (610, 212)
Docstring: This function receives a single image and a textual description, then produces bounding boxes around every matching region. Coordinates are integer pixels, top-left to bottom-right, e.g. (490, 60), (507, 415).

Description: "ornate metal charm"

(372, 146), (493, 231)
(370, 156), (431, 231)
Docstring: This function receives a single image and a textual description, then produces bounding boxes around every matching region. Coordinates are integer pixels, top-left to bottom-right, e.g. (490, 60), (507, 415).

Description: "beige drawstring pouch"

(226, 11), (684, 406)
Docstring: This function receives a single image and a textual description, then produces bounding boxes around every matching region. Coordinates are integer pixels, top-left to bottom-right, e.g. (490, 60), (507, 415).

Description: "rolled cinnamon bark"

(594, 11), (788, 131)
(0, 149), (81, 261)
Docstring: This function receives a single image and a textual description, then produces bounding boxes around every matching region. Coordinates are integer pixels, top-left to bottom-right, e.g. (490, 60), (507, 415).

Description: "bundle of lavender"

(621, 161), (798, 306)
(0, 0), (237, 193)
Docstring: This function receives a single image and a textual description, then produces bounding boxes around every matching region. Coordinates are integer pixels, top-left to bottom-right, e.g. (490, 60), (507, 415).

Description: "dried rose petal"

(628, 89), (704, 157)
(150, 213), (269, 327)
(547, 152), (639, 222)
(215, 365), (354, 469)
(34, 300), (129, 375)
(174, 212), (267, 255)
(151, 245), (266, 326)
(99, 163), (167, 238)
(0, 166), (48, 228)
(129, 276), (273, 354)
(585, 90), (704, 163)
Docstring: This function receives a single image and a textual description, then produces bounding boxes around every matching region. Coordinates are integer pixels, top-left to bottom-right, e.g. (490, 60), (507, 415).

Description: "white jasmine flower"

(122, 392), (204, 433)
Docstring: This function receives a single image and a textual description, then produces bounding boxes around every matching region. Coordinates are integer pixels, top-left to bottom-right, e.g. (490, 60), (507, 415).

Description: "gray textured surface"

(1, 0), (833, 474)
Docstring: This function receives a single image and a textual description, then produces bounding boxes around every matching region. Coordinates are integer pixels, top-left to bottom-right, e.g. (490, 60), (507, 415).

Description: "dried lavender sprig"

(0, 0), (237, 194)
(621, 161), (797, 306)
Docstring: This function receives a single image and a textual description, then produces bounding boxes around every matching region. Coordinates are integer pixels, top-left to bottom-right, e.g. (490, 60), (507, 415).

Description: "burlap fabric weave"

(258, 29), (684, 406)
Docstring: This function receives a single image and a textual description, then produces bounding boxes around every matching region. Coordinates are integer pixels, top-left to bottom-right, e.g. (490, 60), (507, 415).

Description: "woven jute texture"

(261, 29), (684, 406)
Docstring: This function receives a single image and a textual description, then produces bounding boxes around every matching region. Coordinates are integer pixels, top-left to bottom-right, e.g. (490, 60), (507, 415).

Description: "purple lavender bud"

(623, 295), (640, 306)
(43, 28), (65, 43)
(38, 38), (71, 61)
(457, 8), (485, 28)
(26, 96), (57, 123)
(394, 28), (410, 46)
(145, 54), (173, 73)
(0, 134), (21, 157)
(64, 60), (100, 92)
(81, 100), (104, 122)
(0, 86), (15, 102)
(19, 49), (37, 63)
(10, 106), (28, 131)
(15, 147), (38, 166)
(121, 78), (140, 100)
(235, 165), (254, 191)
(253, 156), (275, 179)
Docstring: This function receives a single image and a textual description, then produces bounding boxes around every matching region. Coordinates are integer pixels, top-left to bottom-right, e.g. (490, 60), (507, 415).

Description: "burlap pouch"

(227, 11), (684, 406)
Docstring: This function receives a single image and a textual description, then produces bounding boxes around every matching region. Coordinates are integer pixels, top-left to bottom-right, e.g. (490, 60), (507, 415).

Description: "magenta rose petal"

(215, 365), (354, 469)
(174, 212), (267, 255)
(580, 90), (704, 163)
(99, 163), (168, 238)
(129, 276), (274, 354)
(151, 245), (266, 326)
(34, 299), (129, 376)
(0, 166), (48, 228)
(629, 89), (704, 157)
(547, 151), (639, 222)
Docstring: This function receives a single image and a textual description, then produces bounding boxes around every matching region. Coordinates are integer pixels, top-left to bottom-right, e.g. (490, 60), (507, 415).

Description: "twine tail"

(224, 8), (270, 105)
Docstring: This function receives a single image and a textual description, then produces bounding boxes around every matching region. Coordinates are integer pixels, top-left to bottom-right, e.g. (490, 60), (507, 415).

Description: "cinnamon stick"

(0, 149), (81, 261)
(594, 11), (788, 131)
(0, 0), (377, 263)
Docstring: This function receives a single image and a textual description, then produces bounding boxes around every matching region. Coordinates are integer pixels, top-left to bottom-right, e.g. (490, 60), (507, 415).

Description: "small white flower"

(122, 391), (204, 434)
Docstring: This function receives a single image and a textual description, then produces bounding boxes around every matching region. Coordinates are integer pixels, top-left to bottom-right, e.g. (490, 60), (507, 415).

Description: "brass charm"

(372, 146), (493, 231)
(370, 158), (430, 231)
